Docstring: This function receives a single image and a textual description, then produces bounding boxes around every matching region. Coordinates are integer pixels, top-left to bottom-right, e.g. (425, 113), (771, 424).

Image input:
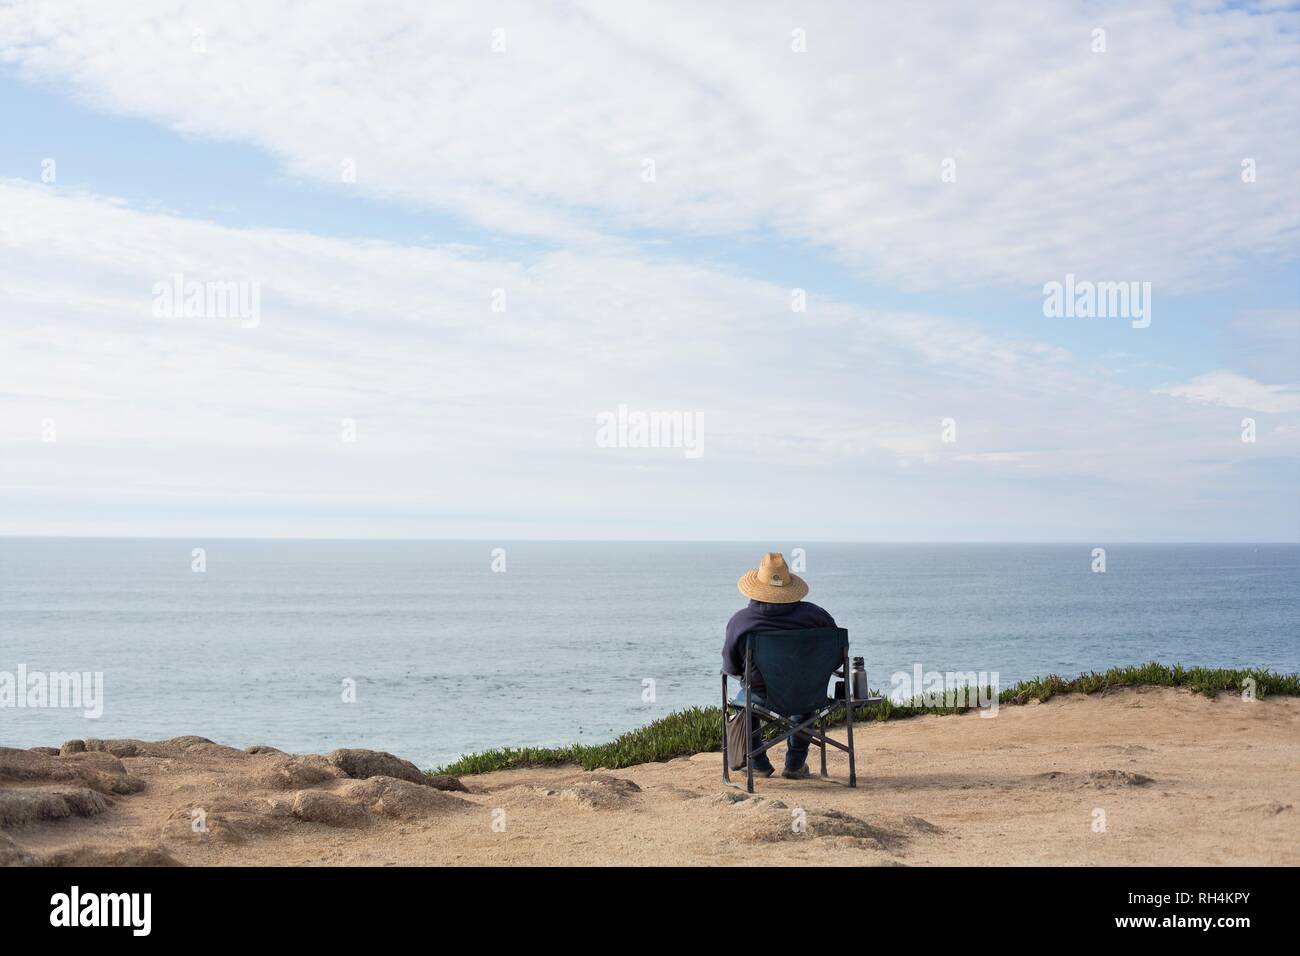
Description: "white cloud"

(3, 180), (1295, 539)
(1, 0), (1297, 292)
(1155, 371), (1300, 414)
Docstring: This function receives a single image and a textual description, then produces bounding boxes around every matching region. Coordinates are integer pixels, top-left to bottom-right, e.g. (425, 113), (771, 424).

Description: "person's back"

(721, 552), (837, 779)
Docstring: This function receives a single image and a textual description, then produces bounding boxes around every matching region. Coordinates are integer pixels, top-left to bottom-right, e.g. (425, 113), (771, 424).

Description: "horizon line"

(1, 535), (1297, 546)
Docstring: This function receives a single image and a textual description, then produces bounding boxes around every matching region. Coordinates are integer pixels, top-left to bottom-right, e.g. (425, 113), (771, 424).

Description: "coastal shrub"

(1001, 662), (1298, 703)
(434, 707), (723, 776)
(431, 662), (1298, 776)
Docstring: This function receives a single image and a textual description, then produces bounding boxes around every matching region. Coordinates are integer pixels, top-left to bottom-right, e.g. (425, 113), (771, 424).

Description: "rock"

(557, 774), (642, 810)
(59, 740), (86, 756)
(582, 773), (640, 793)
(0, 832), (36, 866)
(244, 745), (284, 755)
(326, 749), (426, 786)
(341, 776), (470, 819)
(59, 752), (145, 795)
(0, 747), (61, 783)
(79, 737), (242, 760)
(803, 809), (902, 848)
(161, 807), (246, 845)
(424, 774), (468, 793)
(0, 788), (110, 828)
(740, 807), (906, 849)
(1034, 769), (1154, 789)
(161, 797), (294, 845)
(82, 739), (142, 759)
(185, 742), (251, 759)
(0, 747), (140, 795)
(712, 790), (750, 804)
(251, 755), (345, 790)
(42, 845), (180, 867)
(291, 789), (370, 828)
(28, 747), (60, 756)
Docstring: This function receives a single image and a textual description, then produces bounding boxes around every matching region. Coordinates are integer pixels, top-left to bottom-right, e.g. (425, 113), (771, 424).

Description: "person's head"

(737, 551), (808, 604)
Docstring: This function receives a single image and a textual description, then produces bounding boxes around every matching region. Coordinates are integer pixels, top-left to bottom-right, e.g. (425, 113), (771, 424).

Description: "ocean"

(1, 539), (1296, 768)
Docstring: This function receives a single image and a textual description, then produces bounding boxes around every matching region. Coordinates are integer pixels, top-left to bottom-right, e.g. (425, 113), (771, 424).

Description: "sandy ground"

(2, 686), (1297, 866)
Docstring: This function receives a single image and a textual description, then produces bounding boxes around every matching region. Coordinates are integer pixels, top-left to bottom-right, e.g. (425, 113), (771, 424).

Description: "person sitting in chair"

(722, 551), (837, 780)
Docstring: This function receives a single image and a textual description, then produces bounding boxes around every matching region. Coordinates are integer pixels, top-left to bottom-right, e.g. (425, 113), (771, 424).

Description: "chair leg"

(721, 674), (730, 785)
(745, 704), (754, 794)
(819, 716), (827, 777)
(845, 651), (857, 788)
(744, 646), (755, 793)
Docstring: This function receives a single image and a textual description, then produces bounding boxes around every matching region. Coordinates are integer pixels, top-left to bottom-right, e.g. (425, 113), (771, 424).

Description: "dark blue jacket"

(722, 599), (837, 692)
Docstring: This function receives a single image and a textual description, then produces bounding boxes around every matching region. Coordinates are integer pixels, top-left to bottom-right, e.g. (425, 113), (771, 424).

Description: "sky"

(0, 0), (1297, 541)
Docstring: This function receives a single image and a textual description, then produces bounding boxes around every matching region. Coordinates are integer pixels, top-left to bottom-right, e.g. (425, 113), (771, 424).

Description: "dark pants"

(736, 688), (811, 772)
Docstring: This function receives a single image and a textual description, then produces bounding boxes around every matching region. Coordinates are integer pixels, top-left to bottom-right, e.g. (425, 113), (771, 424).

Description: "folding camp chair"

(721, 627), (880, 793)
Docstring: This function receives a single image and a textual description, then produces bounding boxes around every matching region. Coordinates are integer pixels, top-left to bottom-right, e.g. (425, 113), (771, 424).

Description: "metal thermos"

(851, 657), (868, 700)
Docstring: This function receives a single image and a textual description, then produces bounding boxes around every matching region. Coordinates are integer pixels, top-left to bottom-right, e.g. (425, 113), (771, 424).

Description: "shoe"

(782, 763), (811, 780)
(749, 762), (775, 778)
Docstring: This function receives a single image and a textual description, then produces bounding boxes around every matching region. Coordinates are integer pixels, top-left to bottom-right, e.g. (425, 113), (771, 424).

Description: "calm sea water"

(1, 540), (1296, 768)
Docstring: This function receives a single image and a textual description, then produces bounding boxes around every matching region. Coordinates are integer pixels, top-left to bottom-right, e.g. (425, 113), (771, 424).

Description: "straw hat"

(737, 552), (808, 604)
